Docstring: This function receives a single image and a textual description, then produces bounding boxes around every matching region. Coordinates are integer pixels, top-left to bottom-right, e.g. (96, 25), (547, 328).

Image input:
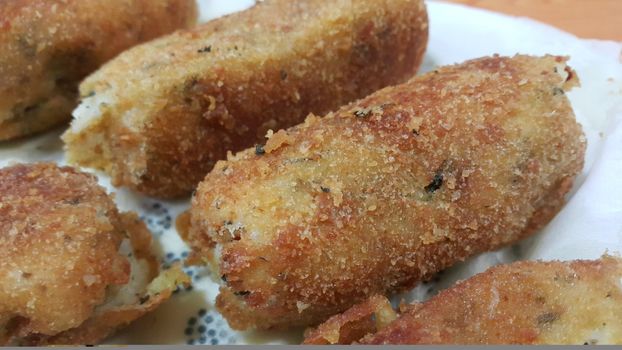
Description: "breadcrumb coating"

(187, 55), (586, 330)
(63, 0), (429, 198)
(31, 265), (190, 346)
(302, 295), (397, 345)
(0, 163), (189, 345)
(0, 0), (197, 140)
(305, 256), (622, 345)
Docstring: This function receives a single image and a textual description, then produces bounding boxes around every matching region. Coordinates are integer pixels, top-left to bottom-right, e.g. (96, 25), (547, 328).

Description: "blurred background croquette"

(0, 0), (197, 140)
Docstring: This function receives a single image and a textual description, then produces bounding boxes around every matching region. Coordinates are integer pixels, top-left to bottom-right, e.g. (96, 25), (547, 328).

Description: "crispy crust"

(63, 0), (429, 198)
(305, 256), (622, 345)
(0, 0), (197, 141)
(303, 295), (396, 345)
(187, 55), (586, 330)
(0, 163), (188, 345)
(0, 163), (130, 342)
(28, 265), (190, 346)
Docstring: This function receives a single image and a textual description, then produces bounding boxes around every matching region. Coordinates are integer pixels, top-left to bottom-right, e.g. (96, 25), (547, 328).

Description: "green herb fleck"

(255, 144), (265, 155)
(537, 312), (559, 325)
(424, 172), (444, 193)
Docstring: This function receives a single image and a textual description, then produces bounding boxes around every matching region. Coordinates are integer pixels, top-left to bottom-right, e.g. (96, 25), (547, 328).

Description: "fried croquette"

(304, 256), (622, 345)
(0, 163), (189, 345)
(0, 0), (197, 141)
(185, 55), (586, 330)
(63, 0), (429, 198)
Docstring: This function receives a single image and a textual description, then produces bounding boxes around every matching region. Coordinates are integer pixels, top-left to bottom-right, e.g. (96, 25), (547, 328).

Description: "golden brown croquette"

(0, 163), (188, 345)
(0, 0), (197, 140)
(304, 256), (622, 345)
(186, 55), (586, 330)
(63, 0), (429, 198)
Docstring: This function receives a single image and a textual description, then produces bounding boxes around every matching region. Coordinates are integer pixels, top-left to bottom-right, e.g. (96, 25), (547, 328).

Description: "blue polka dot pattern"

(184, 308), (236, 345)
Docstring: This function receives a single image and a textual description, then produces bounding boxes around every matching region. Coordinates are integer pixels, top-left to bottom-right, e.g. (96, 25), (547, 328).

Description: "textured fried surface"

(342, 256), (622, 345)
(0, 0), (197, 140)
(303, 295), (396, 345)
(32, 264), (190, 346)
(63, 0), (429, 198)
(0, 163), (130, 342)
(187, 55), (586, 330)
(0, 163), (187, 345)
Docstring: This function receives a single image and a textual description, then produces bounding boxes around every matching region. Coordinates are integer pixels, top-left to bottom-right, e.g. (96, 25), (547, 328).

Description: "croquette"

(304, 256), (622, 345)
(63, 0), (429, 198)
(0, 163), (189, 345)
(185, 55), (586, 330)
(0, 0), (197, 141)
